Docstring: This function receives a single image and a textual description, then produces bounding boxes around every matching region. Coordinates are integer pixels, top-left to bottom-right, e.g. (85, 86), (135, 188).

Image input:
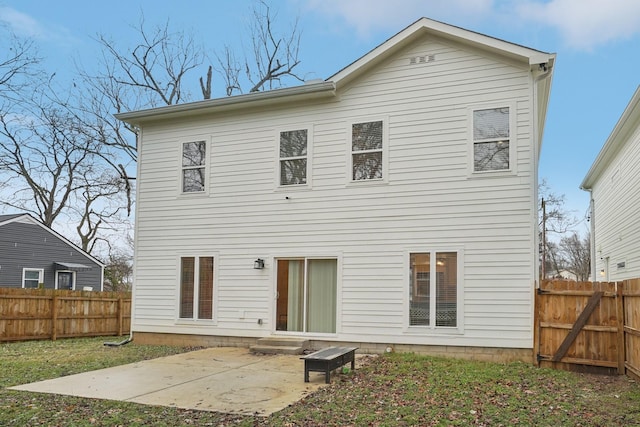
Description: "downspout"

(104, 330), (133, 346)
(532, 61), (553, 287)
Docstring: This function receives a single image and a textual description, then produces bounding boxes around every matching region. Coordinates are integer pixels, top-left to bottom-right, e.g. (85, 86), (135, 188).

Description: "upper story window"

(279, 129), (307, 185)
(352, 120), (383, 180)
(182, 141), (206, 192)
(472, 107), (510, 172)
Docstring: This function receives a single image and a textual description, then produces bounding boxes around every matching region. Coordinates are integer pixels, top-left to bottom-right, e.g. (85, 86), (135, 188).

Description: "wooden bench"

(301, 346), (357, 384)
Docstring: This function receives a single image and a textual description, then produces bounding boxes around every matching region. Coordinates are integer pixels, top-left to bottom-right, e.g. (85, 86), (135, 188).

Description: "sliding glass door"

(276, 258), (337, 333)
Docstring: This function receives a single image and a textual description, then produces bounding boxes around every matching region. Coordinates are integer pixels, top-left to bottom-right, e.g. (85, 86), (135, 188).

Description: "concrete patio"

(10, 347), (328, 416)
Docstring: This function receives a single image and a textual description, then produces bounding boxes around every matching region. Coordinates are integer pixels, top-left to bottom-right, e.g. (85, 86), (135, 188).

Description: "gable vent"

(409, 54), (435, 65)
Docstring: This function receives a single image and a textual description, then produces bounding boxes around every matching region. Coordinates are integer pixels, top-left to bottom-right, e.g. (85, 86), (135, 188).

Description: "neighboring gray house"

(581, 86), (640, 282)
(0, 213), (104, 290)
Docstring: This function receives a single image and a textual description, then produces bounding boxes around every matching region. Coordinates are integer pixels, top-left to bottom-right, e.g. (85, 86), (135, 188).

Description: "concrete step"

(249, 344), (305, 355)
(250, 336), (310, 355)
(255, 336), (309, 348)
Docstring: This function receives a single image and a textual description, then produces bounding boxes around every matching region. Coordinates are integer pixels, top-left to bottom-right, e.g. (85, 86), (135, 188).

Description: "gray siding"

(0, 220), (103, 290)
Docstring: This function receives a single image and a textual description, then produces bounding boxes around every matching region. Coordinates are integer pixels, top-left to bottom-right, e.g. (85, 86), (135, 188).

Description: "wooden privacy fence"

(0, 288), (131, 342)
(535, 279), (640, 379)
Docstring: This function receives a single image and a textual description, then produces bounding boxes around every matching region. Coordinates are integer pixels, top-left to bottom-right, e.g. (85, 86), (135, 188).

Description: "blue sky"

(1, 0), (639, 231)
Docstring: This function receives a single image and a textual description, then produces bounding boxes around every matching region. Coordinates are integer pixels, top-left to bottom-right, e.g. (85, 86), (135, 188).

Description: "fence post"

(534, 284), (541, 367)
(617, 282), (626, 375)
(51, 295), (58, 341)
(118, 297), (124, 336)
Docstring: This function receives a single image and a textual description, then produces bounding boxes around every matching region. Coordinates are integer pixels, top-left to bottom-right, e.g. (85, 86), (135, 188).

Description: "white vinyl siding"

(131, 34), (538, 349)
(590, 122), (640, 281)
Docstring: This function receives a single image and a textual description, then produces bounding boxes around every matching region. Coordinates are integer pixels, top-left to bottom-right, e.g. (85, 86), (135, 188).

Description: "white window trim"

(54, 270), (76, 290)
(22, 268), (44, 289)
(175, 253), (219, 324)
(178, 137), (211, 196)
(347, 117), (389, 185)
(467, 103), (516, 177)
(403, 247), (465, 335)
(269, 252), (343, 337)
(275, 126), (313, 190)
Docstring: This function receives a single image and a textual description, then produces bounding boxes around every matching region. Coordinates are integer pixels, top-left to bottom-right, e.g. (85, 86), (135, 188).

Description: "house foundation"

(132, 332), (533, 364)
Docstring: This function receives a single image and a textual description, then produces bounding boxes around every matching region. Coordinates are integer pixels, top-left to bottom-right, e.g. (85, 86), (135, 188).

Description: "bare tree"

(245, 1), (303, 93)
(539, 179), (580, 235)
(539, 179), (581, 279)
(0, 87), (130, 256)
(72, 169), (128, 253)
(560, 232), (591, 281)
(77, 17), (205, 165)
(103, 249), (133, 291)
(213, 47), (241, 97)
(0, 102), (96, 226)
(0, 27), (42, 100)
(543, 240), (564, 279)
(96, 17), (204, 107)
(80, 2), (305, 167)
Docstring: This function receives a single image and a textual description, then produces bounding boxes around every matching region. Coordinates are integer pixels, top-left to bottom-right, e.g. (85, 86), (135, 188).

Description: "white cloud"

(301, 0), (495, 38)
(516, 0), (640, 51)
(300, 0), (640, 51)
(0, 6), (45, 38)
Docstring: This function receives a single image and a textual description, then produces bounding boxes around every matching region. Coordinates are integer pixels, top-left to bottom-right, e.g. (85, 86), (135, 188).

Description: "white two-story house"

(581, 87), (640, 282)
(117, 17), (555, 362)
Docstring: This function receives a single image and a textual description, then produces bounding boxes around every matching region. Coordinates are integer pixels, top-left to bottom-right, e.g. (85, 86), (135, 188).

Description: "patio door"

(276, 258), (337, 333)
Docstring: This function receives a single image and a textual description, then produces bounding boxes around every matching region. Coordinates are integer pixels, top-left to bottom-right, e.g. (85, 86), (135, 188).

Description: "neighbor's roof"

(0, 213), (105, 267)
(0, 213), (27, 224)
(581, 86), (640, 190)
(116, 17), (555, 126)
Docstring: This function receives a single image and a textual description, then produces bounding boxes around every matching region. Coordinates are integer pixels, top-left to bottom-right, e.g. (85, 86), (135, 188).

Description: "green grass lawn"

(1, 337), (639, 426)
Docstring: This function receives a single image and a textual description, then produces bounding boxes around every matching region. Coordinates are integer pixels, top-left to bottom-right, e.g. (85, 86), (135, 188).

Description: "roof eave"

(329, 17), (555, 88)
(115, 81), (337, 125)
(580, 86), (640, 190)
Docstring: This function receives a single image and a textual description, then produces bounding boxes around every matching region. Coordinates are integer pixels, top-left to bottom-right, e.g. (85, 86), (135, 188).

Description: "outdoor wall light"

(254, 258), (265, 269)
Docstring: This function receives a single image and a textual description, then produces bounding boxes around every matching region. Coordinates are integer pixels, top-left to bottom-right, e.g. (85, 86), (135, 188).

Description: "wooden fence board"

(625, 279), (640, 380)
(537, 281), (620, 374)
(537, 279), (639, 377)
(0, 288), (131, 342)
(552, 291), (604, 361)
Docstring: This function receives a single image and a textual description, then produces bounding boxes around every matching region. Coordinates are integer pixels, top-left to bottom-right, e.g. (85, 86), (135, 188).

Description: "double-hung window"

(181, 141), (207, 193)
(279, 129), (308, 185)
(179, 256), (214, 320)
(472, 107), (510, 172)
(351, 120), (383, 181)
(409, 252), (459, 328)
(23, 268), (43, 288)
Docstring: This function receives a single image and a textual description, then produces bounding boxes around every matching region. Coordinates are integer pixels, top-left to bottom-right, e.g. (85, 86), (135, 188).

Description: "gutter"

(115, 81), (337, 125)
